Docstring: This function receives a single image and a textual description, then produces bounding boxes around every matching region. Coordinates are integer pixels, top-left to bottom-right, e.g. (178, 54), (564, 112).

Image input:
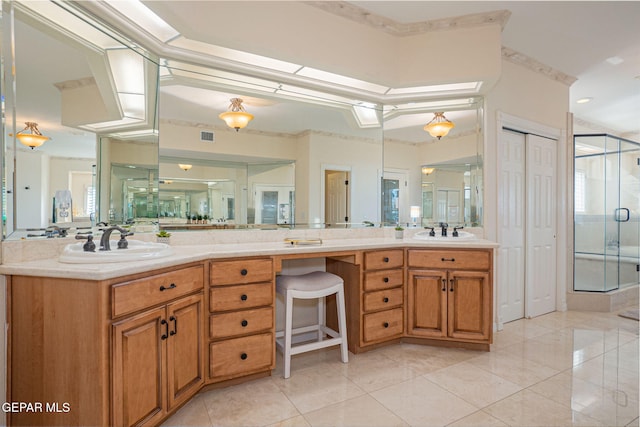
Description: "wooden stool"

(275, 271), (349, 378)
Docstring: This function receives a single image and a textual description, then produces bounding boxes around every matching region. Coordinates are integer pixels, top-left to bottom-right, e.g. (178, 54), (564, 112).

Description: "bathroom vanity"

(2, 235), (496, 426)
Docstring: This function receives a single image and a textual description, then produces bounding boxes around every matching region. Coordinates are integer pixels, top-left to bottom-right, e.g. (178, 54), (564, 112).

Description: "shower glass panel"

(574, 134), (640, 292)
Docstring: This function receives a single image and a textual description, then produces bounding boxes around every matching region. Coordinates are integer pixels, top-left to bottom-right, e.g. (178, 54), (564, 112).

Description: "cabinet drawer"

(363, 287), (403, 312)
(363, 308), (403, 343)
(364, 250), (404, 270)
(210, 259), (273, 285)
(209, 333), (273, 379)
(209, 307), (273, 339)
(209, 283), (273, 312)
(408, 250), (490, 270)
(363, 269), (403, 291)
(112, 265), (204, 318)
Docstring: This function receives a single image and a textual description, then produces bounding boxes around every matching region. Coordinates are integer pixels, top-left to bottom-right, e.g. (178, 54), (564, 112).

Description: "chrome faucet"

(99, 226), (133, 251)
(439, 222), (448, 237)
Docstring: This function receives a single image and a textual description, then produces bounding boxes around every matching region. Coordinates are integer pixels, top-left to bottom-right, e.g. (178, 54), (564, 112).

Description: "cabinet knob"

(383, 297), (389, 303)
(241, 319), (248, 327)
(383, 257), (389, 262)
(383, 322), (389, 328)
(240, 294), (248, 301)
(240, 352), (248, 360)
(383, 277), (389, 283)
(240, 269), (248, 276)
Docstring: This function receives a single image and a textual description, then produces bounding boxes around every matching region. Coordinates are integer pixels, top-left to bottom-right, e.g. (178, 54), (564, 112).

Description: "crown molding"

(502, 47), (577, 86)
(305, 2), (511, 35)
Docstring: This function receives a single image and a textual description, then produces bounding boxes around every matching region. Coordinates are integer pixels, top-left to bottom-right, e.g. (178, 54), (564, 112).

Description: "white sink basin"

(413, 230), (476, 241)
(59, 240), (173, 264)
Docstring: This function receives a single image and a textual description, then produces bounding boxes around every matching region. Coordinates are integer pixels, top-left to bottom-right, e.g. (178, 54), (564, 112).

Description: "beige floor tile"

(503, 336), (580, 371)
(304, 395), (408, 427)
(201, 378), (300, 426)
(272, 366), (365, 413)
(161, 395), (212, 427)
(626, 416), (639, 427)
(447, 410), (509, 427)
(466, 347), (560, 387)
(370, 376), (478, 426)
(272, 347), (349, 379)
(484, 389), (605, 426)
(501, 317), (555, 339)
(425, 361), (523, 407)
(267, 415), (311, 427)
(341, 350), (419, 392)
(376, 343), (480, 375)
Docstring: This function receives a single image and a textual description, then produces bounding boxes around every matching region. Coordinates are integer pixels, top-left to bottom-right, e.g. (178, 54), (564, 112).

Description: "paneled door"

(498, 129), (526, 323)
(526, 134), (557, 318)
(498, 127), (558, 322)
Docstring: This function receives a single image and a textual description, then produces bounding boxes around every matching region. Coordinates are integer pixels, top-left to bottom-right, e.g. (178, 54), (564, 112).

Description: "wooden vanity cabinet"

(407, 249), (492, 347)
(7, 262), (205, 427)
(111, 265), (205, 427)
(359, 250), (404, 350)
(208, 258), (275, 383)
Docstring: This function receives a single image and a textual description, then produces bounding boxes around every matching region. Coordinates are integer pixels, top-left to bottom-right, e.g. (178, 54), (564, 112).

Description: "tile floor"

(163, 310), (639, 427)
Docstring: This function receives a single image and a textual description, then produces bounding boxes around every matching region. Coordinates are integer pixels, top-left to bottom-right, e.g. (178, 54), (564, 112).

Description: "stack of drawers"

(208, 258), (275, 382)
(360, 249), (404, 346)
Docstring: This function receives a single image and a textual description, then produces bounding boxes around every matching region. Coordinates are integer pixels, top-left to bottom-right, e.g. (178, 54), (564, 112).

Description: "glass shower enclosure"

(574, 134), (640, 292)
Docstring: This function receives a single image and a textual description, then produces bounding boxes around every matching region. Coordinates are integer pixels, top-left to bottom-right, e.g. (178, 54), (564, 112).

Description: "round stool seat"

(276, 271), (343, 294)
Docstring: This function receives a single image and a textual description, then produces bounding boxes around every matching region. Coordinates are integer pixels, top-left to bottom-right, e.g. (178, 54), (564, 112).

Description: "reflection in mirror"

(2, 1), (159, 239)
(157, 61), (384, 230)
(382, 97), (484, 227)
(420, 162), (483, 227)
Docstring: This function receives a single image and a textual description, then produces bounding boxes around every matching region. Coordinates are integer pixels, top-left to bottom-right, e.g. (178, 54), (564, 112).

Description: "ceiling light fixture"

(178, 163), (192, 171)
(218, 98), (254, 131)
(16, 122), (50, 149)
(576, 97), (593, 104)
(421, 167), (435, 175)
(424, 112), (454, 140)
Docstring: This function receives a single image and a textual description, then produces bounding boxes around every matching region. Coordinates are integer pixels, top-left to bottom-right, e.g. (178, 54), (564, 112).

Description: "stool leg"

(283, 291), (294, 379)
(336, 287), (349, 363)
(317, 296), (325, 342)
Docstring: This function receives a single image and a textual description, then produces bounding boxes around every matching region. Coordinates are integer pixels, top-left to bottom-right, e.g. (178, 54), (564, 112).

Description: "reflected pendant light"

(16, 122), (50, 149)
(424, 112), (454, 140)
(218, 98), (254, 131)
(178, 164), (192, 171)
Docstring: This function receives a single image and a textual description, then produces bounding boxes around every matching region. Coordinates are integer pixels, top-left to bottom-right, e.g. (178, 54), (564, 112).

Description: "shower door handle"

(614, 208), (630, 222)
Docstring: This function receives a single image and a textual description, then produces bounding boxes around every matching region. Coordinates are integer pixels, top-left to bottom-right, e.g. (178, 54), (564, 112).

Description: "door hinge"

(637, 264), (639, 272)
(344, 216), (349, 222)
(344, 180), (349, 185)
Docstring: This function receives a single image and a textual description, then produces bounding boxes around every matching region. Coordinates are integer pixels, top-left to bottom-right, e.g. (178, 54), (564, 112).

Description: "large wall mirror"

(2, 1), (484, 240)
(382, 98), (484, 228)
(2, 1), (159, 239)
(156, 60), (384, 230)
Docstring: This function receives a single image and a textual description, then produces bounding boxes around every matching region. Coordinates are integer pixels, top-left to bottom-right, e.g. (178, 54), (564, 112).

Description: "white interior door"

(498, 129), (526, 323)
(526, 134), (557, 317)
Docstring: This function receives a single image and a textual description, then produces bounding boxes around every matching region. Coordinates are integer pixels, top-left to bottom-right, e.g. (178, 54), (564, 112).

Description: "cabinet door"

(113, 307), (167, 427)
(167, 294), (204, 410)
(448, 270), (491, 341)
(407, 270), (447, 338)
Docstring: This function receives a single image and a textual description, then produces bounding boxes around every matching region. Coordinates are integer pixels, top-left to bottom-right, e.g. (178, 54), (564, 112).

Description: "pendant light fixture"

(424, 112), (454, 140)
(16, 122), (50, 149)
(218, 98), (254, 131)
(178, 164), (192, 171)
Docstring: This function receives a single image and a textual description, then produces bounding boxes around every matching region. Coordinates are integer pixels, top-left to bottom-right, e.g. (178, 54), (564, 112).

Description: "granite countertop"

(0, 236), (498, 281)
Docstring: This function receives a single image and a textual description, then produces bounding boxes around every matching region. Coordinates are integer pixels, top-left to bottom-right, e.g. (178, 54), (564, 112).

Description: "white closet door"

(498, 129), (526, 323)
(526, 134), (557, 317)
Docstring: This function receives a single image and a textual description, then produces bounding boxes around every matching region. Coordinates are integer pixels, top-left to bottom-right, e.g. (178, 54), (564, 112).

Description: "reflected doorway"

(325, 170), (350, 226)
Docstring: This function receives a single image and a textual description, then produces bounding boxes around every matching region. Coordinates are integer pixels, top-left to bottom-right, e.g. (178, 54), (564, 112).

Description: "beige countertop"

(0, 235), (498, 281)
